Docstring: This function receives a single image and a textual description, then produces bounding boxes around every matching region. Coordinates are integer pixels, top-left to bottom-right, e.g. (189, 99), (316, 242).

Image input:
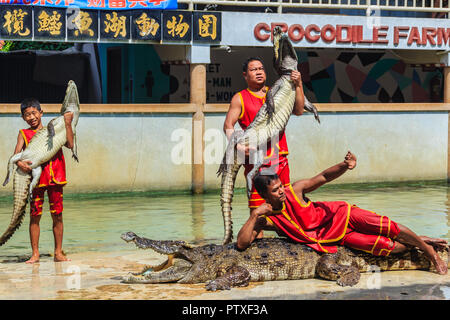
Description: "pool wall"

(0, 104), (448, 195)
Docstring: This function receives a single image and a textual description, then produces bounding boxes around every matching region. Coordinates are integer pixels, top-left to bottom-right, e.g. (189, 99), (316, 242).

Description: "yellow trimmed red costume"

(20, 129), (66, 217)
(266, 184), (400, 256)
(237, 87), (290, 209)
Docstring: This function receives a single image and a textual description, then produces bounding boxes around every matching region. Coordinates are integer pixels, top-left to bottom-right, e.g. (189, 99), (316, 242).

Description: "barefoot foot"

(432, 255), (448, 275)
(25, 255), (40, 264)
(54, 252), (70, 262)
(425, 246), (448, 275)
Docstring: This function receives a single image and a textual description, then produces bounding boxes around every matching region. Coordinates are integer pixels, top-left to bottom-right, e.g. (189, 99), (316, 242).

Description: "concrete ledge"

(0, 104), (199, 114)
(2, 103), (450, 114)
(205, 103), (450, 113)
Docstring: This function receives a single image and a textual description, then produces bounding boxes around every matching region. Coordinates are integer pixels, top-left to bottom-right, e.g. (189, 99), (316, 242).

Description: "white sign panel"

(221, 12), (450, 50)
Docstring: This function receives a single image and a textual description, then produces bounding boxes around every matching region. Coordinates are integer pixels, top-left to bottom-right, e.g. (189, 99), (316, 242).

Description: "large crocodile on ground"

(0, 80), (80, 246)
(119, 232), (449, 291)
(217, 27), (320, 245)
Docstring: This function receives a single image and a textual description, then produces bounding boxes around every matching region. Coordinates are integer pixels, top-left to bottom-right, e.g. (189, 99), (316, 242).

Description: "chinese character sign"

(0, 0), (176, 10)
(0, 9), (221, 43)
(0, 6), (32, 39)
(193, 11), (221, 43)
(100, 10), (129, 40)
(67, 9), (98, 40)
(131, 10), (160, 41)
(163, 10), (190, 42)
(34, 7), (66, 39)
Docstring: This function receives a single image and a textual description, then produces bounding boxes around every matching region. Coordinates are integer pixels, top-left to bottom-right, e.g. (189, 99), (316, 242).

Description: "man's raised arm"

(291, 70), (305, 116)
(292, 151), (357, 194)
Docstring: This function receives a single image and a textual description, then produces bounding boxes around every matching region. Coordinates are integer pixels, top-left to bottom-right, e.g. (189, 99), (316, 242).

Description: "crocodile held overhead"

(217, 26), (320, 245)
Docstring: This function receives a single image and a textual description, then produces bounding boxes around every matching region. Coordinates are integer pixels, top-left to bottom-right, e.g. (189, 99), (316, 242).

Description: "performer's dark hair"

(20, 98), (41, 115)
(253, 171), (279, 198)
(242, 57), (264, 72)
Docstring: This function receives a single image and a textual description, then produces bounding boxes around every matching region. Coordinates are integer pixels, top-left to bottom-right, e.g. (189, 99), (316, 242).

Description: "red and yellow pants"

(30, 185), (64, 217)
(341, 205), (400, 256)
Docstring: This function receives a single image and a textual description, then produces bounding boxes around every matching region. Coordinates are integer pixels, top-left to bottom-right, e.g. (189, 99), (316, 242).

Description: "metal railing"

(178, 0), (450, 14)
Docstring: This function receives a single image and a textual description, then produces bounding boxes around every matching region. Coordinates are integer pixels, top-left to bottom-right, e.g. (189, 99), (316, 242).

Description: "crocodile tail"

(220, 163), (241, 245)
(0, 168), (31, 246)
(0, 210), (26, 246)
(218, 131), (246, 244)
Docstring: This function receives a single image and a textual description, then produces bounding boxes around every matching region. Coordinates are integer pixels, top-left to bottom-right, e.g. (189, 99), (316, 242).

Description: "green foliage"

(1, 41), (74, 51)
(0, 40), (13, 52)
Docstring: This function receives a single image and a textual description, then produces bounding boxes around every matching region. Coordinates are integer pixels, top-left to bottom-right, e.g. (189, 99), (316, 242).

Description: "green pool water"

(0, 181), (449, 259)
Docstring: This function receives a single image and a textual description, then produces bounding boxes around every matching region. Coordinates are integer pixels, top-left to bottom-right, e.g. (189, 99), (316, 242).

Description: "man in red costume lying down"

(236, 151), (448, 275)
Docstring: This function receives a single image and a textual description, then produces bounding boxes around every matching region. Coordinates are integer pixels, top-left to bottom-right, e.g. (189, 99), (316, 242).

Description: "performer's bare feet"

(424, 244), (448, 275)
(396, 225), (448, 275)
(54, 252), (70, 262)
(25, 254), (40, 264)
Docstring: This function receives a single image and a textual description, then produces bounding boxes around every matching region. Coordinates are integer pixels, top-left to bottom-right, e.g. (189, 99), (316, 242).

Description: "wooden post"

(444, 67), (450, 103)
(445, 67), (450, 182)
(190, 63), (206, 194)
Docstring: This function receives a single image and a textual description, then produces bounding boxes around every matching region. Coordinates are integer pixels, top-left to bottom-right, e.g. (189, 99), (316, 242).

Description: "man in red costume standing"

(237, 151), (448, 275)
(13, 98), (74, 264)
(223, 57), (306, 224)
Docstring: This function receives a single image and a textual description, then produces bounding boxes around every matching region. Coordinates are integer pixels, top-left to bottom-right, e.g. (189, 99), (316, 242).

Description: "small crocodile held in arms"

(0, 80), (80, 246)
(119, 232), (449, 291)
(217, 26), (320, 245)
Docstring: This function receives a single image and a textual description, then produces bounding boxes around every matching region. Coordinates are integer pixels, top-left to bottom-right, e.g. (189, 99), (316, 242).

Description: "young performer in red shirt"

(14, 98), (74, 264)
(237, 151), (448, 275)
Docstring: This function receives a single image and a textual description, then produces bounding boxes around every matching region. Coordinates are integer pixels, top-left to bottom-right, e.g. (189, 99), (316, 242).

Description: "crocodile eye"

(125, 232), (136, 239)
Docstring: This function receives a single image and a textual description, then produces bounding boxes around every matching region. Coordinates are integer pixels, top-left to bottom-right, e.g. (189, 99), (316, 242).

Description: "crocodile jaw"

(121, 258), (193, 284)
(120, 232), (194, 283)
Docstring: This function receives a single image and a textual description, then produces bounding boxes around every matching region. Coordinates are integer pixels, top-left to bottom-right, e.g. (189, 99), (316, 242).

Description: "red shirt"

(237, 87), (289, 156)
(266, 184), (351, 253)
(20, 129), (67, 188)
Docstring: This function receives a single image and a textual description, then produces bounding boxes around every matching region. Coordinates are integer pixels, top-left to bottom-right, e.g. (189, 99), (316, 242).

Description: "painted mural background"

(167, 47), (443, 104)
(297, 50), (443, 103)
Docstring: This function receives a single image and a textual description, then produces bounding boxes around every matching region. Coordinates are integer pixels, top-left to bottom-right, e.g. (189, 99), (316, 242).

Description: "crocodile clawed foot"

(336, 266), (360, 287)
(2, 175), (9, 187)
(205, 279), (231, 291)
(205, 266), (250, 291)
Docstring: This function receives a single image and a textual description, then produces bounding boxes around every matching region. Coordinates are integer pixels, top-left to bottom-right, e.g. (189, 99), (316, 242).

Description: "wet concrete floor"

(0, 250), (448, 300)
